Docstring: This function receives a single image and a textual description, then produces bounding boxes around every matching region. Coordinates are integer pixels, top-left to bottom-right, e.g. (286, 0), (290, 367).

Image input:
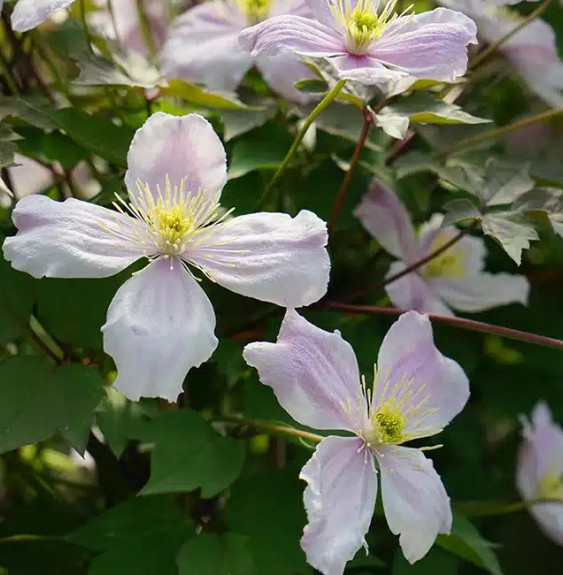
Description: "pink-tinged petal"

(256, 52), (318, 104)
(239, 15), (346, 58)
(270, 0), (312, 18)
(354, 179), (418, 261)
(331, 54), (410, 85)
(385, 261), (455, 316)
(102, 258), (218, 402)
(110, 0), (168, 53)
(433, 272), (530, 313)
(378, 446), (451, 563)
(187, 210), (330, 308)
(11, 0), (76, 32)
(301, 436), (378, 575)
(243, 309), (365, 431)
(3, 195), (144, 279)
(8, 154), (53, 198)
(302, 0), (337, 26)
(517, 403), (563, 546)
(375, 311), (470, 436)
(162, 1), (252, 91)
(125, 113), (227, 207)
(371, 8), (477, 82)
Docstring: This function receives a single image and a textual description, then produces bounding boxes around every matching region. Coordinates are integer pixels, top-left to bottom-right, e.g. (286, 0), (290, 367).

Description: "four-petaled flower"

(354, 179), (530, 316)
(3, 112), (330, 402)
(441, 0), (563, 107)
(239, 0), (478, 87)
(517, 402), (563, 547)
(6, 0), (77, 32)
(162, 0), (318, 103)
(244, 309), (470, 573)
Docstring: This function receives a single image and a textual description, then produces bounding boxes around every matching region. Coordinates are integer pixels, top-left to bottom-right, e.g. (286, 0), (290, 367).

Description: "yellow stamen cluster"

(330, 0), (412, 56)
(537, 469), (563, 501)
(373, 408), (406, 445)
(238, 0), (272, 23)
(420, 234), (467, 280)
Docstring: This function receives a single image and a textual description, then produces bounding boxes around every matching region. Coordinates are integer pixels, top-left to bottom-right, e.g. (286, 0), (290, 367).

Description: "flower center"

(537, 470), (563, 501)
(330, 0), (409, 56)
(372, 408), (405, 444)
(420, 234), (467, 280)
(238, 0), (271, 23)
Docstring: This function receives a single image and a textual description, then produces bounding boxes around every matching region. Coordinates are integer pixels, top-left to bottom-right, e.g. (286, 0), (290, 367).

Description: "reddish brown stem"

(324, 302), (563, 350)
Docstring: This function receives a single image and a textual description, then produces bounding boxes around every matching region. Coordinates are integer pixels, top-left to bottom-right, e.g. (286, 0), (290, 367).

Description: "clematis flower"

(161, 0), (318, 103)
(441, 0), (563, 107)
(354, 179), (530, 316)
(244, 309), (469, 573)
(517, 402), (563, 547)
(239, 0), (478, 87)
(2, 112), (330, 401)
(8, 0), (76, 32)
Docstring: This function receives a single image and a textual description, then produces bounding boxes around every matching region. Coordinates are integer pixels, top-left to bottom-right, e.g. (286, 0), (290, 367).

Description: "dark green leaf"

(442, 199), (482, 226)
(162, 79), (253, 110)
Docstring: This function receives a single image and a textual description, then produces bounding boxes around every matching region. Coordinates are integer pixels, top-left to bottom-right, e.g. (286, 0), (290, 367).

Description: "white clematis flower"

(3, 112), (331, 401)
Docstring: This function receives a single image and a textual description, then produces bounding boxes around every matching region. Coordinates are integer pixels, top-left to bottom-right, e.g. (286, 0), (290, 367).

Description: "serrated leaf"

(0, 124), (20, 167)
(140, 409), (244, 497)
(481, 159), (534, 206)
(220, 102), (278, 141)
(0, 357), (104, 453)
(177, 534), (253, 575)
(443, 199), (482, 226)
(387, 93), (491, 125)
(512, 186), (563, 215)
(437, 515), (502, 575)
(481, 212), (539, 265)
(162, 79), (253, 110)
(374, 110), (410, 139)
(0, 96), (57, 130)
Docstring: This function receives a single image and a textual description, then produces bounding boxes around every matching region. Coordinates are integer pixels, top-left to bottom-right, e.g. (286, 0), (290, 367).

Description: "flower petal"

(301, 436), (378, 575)
(187, 210), (330, 308)
(375, 311), (470, 436)
(239, 15), (346, 58)
(378, 446), (451, 563)
(385, 261), (455, 316)
(331, 54), (410, 86)
(102, 258), (218, 402)
(162, 1), (252, 91)
(270, 0), (312, 18)
(125, 113), (227, 207)
(3, 195), (143, 279)
(372, 8), (477, 82)
(354, 179), (418, 261)
(243, 309), (364, 431)
(11, 0), (76, 32)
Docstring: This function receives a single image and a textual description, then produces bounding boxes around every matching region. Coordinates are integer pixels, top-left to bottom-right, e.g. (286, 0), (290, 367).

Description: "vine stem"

(343, 228), (468, 302)
(79, 0), (95, 55)
(323, 302), (563, 350)
(439, 107), (563, 159)
(469, 0), (552, 71)
(455, 497), (563, 518)
(216, 415), (324, 444)
(260, 79), (347, 206)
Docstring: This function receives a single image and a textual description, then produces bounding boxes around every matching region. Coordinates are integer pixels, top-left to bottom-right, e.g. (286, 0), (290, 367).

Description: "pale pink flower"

(244, 309), (470, 573)
(3, 113), (330, 402)
(517, 402), (563, 547)
(8, 0), (76, 32)
(354, 179), (530, 316)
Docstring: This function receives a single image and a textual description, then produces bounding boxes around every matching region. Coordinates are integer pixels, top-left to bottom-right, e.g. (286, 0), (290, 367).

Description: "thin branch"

(469, 0), (552, 71)
(323, 302), (563, 350)
(439, 107), (563, 159)
(260, 79), (347, 206)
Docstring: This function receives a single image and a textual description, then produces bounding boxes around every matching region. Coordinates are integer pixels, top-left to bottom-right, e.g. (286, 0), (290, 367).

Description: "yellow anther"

(537, 469), (563, 501)
(373, 408), (406, 444)
(420, 233), (467, 280)
(238, 0), (272, 23)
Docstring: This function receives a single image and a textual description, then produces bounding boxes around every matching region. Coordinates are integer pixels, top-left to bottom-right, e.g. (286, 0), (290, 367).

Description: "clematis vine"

(2, 113), (330, 401)
(517, 402), (563, 547)
(441, 0), (563, 107)
(6, 0), (76, 32)
(354, 179), (530, 316)
(162, 0), (318, 103)
(239, 0), (478, 87)
(244, 309), (470, 573)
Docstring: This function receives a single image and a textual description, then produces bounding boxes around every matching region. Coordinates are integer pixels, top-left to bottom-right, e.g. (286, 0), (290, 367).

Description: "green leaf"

(437, 515), (502, 575)
(177, 534), (253, 575)
(442, 199), (482, 227)
(481, 159), (534, 206)
(481, 212), (539, 265)
(140, 409), (245, 497)
(0, 96), (57, 130)
(373, 110), (410, 139)
(0, 124), (20, 167)
(0, 357), (105, 453)
(387, 93), (491, 125)
(220, 102), (278, 142)
(162, 79), (253, 110)
(393, 549), (458, 575)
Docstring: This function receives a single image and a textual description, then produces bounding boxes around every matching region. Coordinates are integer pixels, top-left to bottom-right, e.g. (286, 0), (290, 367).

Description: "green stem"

(28, 315), (65, 363)
(136, 0), (158, 65)
(217, 415), (324, 444)
(0, 47), (20, 95)
(455, 498), (563, 518)
(79, 0), (95, 55)
(260, 79), (347, 206)
(323, 302), (563, 351)
(469, 0), (552, 70)
(439, 107), (563, 159)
